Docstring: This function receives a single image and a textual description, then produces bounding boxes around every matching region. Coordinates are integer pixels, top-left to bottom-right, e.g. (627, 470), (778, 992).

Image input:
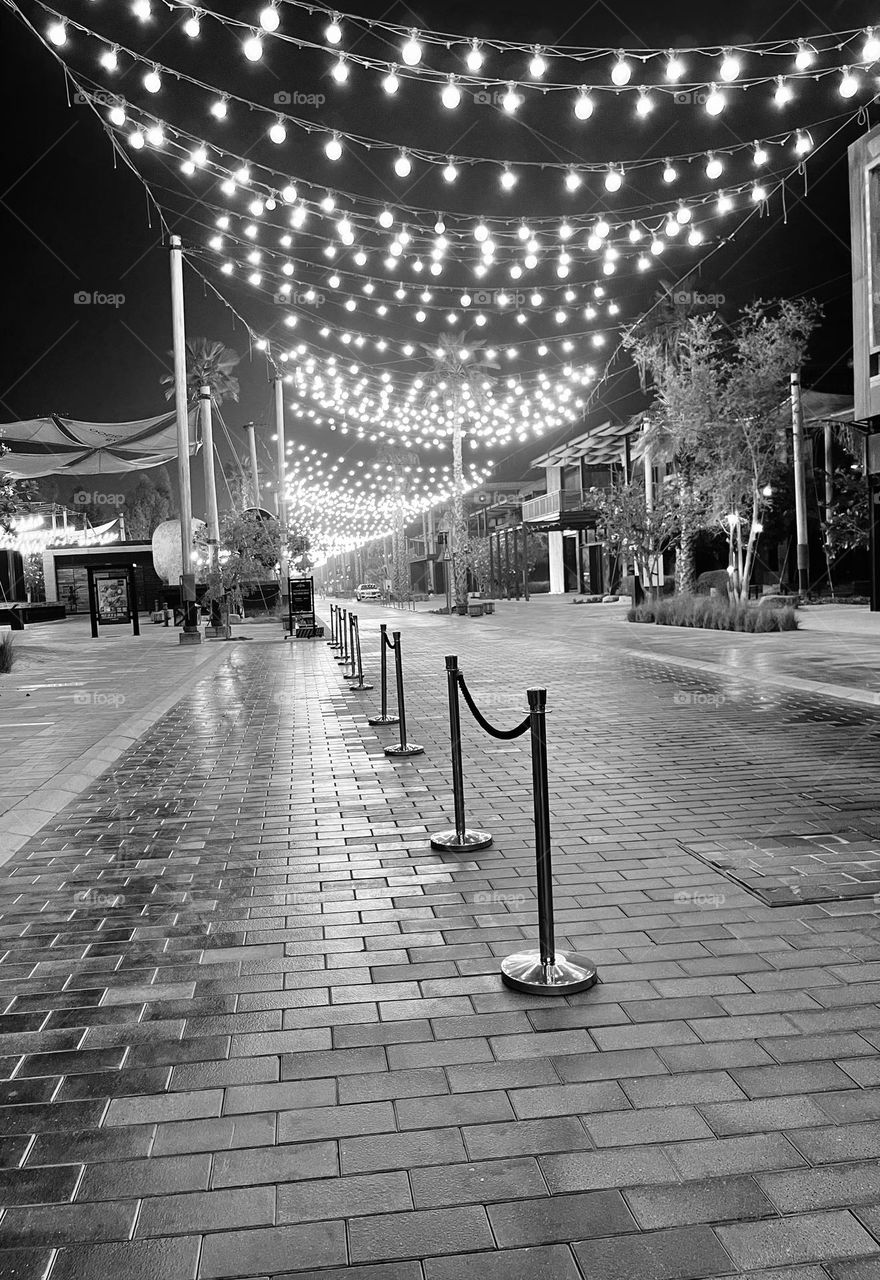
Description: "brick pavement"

(0, 600), (879, 1278)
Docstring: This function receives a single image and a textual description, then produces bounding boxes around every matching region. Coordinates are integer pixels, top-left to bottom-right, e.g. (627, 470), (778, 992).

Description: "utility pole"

(169, 234), (200, 642)
(790, 371), (810, 596)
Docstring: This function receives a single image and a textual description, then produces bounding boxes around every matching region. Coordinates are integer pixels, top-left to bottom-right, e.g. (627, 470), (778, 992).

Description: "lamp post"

(169, 234), (200, 643)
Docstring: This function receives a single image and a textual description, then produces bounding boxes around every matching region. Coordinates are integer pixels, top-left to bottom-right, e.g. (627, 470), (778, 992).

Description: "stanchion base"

(430, 828), (493, 852)
(341, 668), (356, 679)
(385, 743), (425, 758)
(501, 950), (598, 996)
(367, 714), (399, 726)
(348, 682), (374, 691)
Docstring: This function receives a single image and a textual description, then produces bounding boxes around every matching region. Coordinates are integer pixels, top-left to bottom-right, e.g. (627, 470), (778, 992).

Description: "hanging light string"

(44, 0), (880, 101)
(29, 3), (869, 191)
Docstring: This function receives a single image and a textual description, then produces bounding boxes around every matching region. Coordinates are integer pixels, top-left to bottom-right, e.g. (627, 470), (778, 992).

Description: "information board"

(289, 577), (314, 615)
(93, 571), (131, 624)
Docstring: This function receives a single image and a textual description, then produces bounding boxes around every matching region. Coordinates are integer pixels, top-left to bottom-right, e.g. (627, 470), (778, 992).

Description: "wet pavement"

(0, 599), (879, 1278)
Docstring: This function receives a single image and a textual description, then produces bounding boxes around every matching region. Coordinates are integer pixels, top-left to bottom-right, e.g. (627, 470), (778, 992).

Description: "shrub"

(0, 634), (13, 673)
(628, 595), (798, 632)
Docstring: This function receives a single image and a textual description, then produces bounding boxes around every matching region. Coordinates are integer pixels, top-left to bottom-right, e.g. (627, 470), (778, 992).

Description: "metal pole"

(368, 624), (399, 725)
(198, 386), (221, 558)
(274, 376), (289, 609)
(169, 235), (200, 642)
(431, 657), (492, 852)
(343, 611), (358, 678)
(335, 608), (348, 663)
(791, 371), (810, 596)
(384, 631), (424, 757)
(348, 616), (373, 691)
(243, 422), (260, 509)
(501, 688), (598, 996)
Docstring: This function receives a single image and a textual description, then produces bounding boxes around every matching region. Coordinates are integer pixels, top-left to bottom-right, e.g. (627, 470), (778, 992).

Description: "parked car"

(355, 583), (381, 601)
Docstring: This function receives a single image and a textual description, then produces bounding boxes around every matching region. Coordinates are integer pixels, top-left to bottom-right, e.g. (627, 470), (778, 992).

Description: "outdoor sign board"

(289, 577), (314, 616)
(86, 564), (140, 637)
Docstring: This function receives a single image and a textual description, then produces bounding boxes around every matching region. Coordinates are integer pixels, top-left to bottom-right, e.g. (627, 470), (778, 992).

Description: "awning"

(0, 410), (198, 478)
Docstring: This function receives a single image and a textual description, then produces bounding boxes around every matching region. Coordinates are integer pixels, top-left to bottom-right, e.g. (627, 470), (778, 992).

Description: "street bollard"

(348, 615), (373, 691)
(430, 657), (492, 852)
(500, 688), (598, 996)
(335, 608), (348, 663)
(368, 624), (399, 726)
(328, 603), (340, 648)
(384, 631), (424, 757)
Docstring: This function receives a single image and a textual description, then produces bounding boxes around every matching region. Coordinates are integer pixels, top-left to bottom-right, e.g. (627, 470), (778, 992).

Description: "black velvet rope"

(457, 672), (530, 741)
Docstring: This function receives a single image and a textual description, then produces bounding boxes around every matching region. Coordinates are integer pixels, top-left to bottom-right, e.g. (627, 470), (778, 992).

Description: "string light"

(795, 39), (816, 70)
(401, 31), (423, 66)
(666, 51), (685, 81)
(324, 132), (343, 160)
(610, 53), (632, 85)
(210, 95), (228, 119)
(705, 84), (726, 115)
(502, 83), (522, 113)
(47, 17), (67, 44)
(441, 76), (461, 109)
(382, 68), (399, 94)
(325, 15), (343, 44)
(394, 149), (412, 176)
(839, 67), (860, 97)
(331, 55), (349, 82)
(573, 89), (594, 120)
(774, 76), (793, 106)
(465, 40), (484, 71)
(259, 5), (280, 33)
(99, 45), (119, 71)
(529, 47), (547, 78)
(183, 11), (201, 38)
(242, 32), (263, 61)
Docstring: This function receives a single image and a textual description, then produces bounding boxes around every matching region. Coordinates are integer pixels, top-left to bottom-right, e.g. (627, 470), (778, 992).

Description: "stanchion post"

(348, 615), (373, 691)
(327, 603), (338, 647)
(431, 657), (492, 852)
(342, 611), (358, 678)
(500, 688), (598, 996)
(384, 631), (424, 757)
(335, 608), (348, 663)
(368, 624), (399, 726)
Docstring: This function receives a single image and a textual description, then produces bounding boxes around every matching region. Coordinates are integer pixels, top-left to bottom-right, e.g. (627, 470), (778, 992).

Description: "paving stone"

(486, 1189), (636, 1246)
(409, 1157), (545, 1208)
(758, 1162), (880, 1213)
(422, 1244), (581, 1280)
(199, 1221), (347, 1277)
(539, 1146), (678, 1193)
(136, 1186), (275, 1237)
(341, 1127), (467, 1174)
(622, 1174), (775, 1228)
(50, 1236), (201, 1280)
(788, 1121), (880, 1164)
(211, 1140), (337, 1188)
(462, 1116), (592, 1160)
(278, 1171), (412, 1223)
(584, 1105), (714, 1148)
(730, 1062), (858, 1098)
(698, 1096), (833, 1136)
(663, 1133), (808, 1179)
(349, 1206), (493, 1263)
(716, 1210), (880, 1269)
(572, 1224), (733, 1279)
(0, 1199), (137, 1245)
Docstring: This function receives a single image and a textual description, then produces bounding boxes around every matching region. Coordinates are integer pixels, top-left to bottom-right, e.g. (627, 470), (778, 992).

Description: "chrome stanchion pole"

(328, 603), (339, 648)
(368, 624), (399, 726)
(335, 608), (348, 663)
(431, 657), (492, 852)
(342, 612), (358, 678)
(348, 615), (373, 691)
(501, 688), (598, 996)
(384, 630), (424, 758)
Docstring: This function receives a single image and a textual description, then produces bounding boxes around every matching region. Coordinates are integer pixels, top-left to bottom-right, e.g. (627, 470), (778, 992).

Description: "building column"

(548, 530), (565, 594)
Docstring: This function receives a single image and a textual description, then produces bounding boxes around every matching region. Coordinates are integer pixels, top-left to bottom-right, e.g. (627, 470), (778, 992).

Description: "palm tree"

(418, 336), (498, 608)
(160, 337), (241, 406)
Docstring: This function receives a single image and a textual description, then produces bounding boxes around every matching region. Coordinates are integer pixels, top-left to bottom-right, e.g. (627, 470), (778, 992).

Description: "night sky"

(1, 0), (874, 515)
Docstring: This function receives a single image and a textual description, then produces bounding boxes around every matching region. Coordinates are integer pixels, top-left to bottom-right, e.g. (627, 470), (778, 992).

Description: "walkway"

(0, 600), (879, 1279)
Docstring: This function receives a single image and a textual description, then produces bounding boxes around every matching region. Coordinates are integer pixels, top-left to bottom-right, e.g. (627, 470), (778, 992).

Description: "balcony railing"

(521, 488), (586, 523)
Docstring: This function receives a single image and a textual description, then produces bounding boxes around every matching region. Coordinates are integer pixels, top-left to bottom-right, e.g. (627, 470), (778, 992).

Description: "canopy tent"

(0, 410), (198, 478)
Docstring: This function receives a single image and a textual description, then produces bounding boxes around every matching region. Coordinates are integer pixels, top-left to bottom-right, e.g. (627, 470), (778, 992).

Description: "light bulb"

(637, 255), (650, 271)
(383, 68), (399, 95)
(663, 161), (678, 183)
(100, 46), (119, 71)
(183, 12), (200, 38)
(434, 218), (446, 233)
(211, 96), (228, 119)
(611, 53), (632, 85)
(129, 129), (145, 150)
(378, 209), (393, 228)
(331, 57), (349, 82)
(705, 153), (724, 180)
(143, 67), (162, 93)
(502, 83), (521, 113)
(501, 167), (517, 190)
(665, 218), (680, 237)
(794, 39), (815, 70)
(147, 125), (164, 146)
(132, 0), (151, 18)
(243, 34), (263, 61)
(752, 183), (767, 202)
(774, 76), (792, 106)
(666, 51), (685, 81)
(863, 27), (880, 61)
(688, 228), (704, 245)
(565, 169), (581, 191)
(651, 238), (664, 255)
(573, 89), (594, 120)
(716, 191), (733, 213)
(259, 5), (280, 32)
(47, 18), (67, 44)
(270, 119), (287, 144)
(441, 77), (461, 109)
(402, 31), (422, 66)
(595, 218), (610, 237)
(628, 223), (642, 242)
(719, 49), (740, 81)
(326, 17), (342, 44)
(705, 84), (726, 115)
(529, 47), (547, 78)
(753, 144), (768, 166)
(795, 130), (812, 155)
(474, 222), (489, 242)
(840, 67), (859, 98)
(394, 151), (412, 177)
(676, 203), (691, 224)
(558, 221), (573, 240)
(604, 167), (623, 192)
(443, 161), (458, 183)
(636, 89), (654, 116)
(281, 183), (297, 201)
(324, 133), (342, 160)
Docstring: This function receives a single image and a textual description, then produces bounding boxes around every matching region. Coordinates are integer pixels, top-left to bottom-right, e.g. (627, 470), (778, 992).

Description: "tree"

(590, 479), (682, 593)
(160, 337), (241, 406)
(418, 337), (498, 608)
(196, 510), (280, 605)
(125, 473), (174, 539)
